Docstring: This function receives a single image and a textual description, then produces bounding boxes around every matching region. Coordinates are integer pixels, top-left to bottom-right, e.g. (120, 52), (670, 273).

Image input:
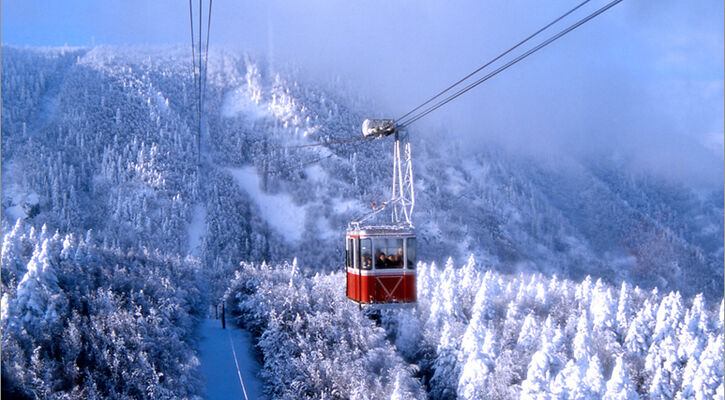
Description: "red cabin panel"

(346, 270), (416, 304)
(345, 227), (416, 305)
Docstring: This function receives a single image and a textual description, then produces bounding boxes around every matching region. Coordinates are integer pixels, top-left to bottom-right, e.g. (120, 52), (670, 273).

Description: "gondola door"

(354, 237), (361, 302)
(346, 237), (357, 301)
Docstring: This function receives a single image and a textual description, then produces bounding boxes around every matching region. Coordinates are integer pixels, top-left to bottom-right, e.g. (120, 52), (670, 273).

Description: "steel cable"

(202, 1), (622, 169)
(202, 0), (213, 101)
(397, 0), (624, 129)
(188, 0), (213, 166)
(188, 0), (198, 117)
(263, 133), (377, 176)
(393, 0), (592, 127)
(249, 135), (374, 151)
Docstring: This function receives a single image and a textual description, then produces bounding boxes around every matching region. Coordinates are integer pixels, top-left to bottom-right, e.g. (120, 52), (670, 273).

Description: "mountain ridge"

(1, 45), (722, 301)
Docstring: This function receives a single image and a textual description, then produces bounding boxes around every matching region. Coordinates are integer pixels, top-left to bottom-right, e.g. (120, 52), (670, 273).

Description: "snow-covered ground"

(227, 166), (305, 243)
(188, 204), (207, 257)
(199, 318), (264, 400)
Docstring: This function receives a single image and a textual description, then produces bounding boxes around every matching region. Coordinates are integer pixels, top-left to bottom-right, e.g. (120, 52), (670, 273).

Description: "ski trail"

(188, 203), (207, 257)
(30, 51), (83, 133)
(199, 318), (264, 400)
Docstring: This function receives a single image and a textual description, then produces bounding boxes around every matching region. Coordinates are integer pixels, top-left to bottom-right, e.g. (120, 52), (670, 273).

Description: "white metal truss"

(391, 136), (415, 226)
(350, 131), (415, 229)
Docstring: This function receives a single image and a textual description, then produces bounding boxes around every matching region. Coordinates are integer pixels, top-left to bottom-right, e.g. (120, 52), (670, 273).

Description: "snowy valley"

(1, 46), (723, 399)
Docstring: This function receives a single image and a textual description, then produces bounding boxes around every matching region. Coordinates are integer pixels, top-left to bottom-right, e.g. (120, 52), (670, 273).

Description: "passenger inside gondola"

(406, 238), (416, 269)
(395, 248), (404, 266)
(386, 254), (396, 266)
(376, 251), (387, 268)
(373, 238), (406, 268)
(361, 238), (372, 270)
(386, 248), (403, 267)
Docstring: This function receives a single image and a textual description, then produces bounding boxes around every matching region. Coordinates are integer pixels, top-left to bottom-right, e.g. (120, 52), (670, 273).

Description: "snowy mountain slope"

(4, 45), (720, 300)
(1, 45), (723, 398)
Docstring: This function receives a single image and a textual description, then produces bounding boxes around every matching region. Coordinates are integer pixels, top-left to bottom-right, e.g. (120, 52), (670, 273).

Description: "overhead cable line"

(249, 135), (374, 151)
(262, 127), (410, 176)
(393, 0), (591, 127)
(247, 0), (621, 161)
(202, 0), (213, 98)
(264, 149), (337, 177)
(264, 133), (377, 176)
(197, 0), (203, 166)
(397, 0), (624, 129)
(188, 0), (213, 167)
(188, 0), (198, 120)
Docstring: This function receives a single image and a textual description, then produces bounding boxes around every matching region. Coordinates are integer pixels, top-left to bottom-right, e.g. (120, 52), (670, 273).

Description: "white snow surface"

(188, 204), (207, 257)
(227, 166), (305, 243)
(304, 164), (327, 182)
(2, 180), (39, 221)
(199, 318), (264, 400)
(221, 88), (270, 120)
(5, 205), (25, 221)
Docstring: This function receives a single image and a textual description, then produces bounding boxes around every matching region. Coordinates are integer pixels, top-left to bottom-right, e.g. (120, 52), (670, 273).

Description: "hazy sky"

(3, 0), (723, 188)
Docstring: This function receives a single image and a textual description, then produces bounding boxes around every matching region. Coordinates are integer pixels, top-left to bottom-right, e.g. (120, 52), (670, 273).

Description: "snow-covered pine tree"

(429, 322), (463, 400)
(458, 254), (481, 315)
(603, 356), (639, 400)
(8, 239), (67, 338)
(426, 258), (465, 347)
(615, 282), (632, 340)
(676, 354), (700, 400)
(573, 310), (594, 360)
(625, 299), (657, 356)
(390, 369), (418, 400)
(417, 260), (433, 300)
(457, 328), (497, 400)
(653, 291), (684, 344)
(517, 312), (539, 350)
(520, 336), (559, 400)
(591, 278), (616, 331)
(582, 355), (606, 399)
(391, 308), (423, 360)
(645, 335), (681, 399)
(677, 294), (709, 362)
(688, 333), (724, 400)
(441, 257), (465, 321)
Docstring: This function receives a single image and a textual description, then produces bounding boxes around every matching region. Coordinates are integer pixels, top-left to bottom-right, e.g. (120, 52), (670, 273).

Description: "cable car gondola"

(346, 120), (417, 305)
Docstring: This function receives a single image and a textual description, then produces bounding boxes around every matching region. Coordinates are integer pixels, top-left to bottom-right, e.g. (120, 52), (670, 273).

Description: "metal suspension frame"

(391, 131), (415, 226)
(349, 130), (415, 229)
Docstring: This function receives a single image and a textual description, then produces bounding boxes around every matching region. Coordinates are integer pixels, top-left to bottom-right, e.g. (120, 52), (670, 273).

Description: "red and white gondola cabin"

(345, 226), (416, 304)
